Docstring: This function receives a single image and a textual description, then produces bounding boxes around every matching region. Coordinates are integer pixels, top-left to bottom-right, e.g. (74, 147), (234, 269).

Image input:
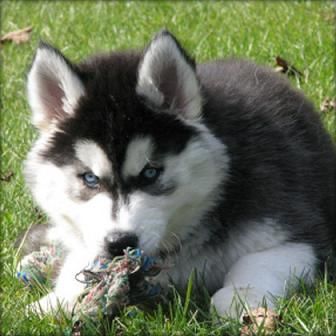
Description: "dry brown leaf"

(0, 26), (33, 45)
(320, 97), (336, 113)
(240, 307), (280, 336)
(275, 56), (303, 78)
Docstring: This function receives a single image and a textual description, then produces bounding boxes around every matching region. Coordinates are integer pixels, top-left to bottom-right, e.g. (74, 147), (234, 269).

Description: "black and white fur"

(22, 30), (336, 317)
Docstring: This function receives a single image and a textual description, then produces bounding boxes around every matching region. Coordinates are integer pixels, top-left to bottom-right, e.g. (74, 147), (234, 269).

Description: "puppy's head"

(25, 30), (228, 257)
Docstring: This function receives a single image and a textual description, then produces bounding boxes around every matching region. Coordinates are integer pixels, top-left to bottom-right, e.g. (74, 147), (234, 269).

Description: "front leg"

(211, 242), (316, 318)
(28, 252), (88, 315)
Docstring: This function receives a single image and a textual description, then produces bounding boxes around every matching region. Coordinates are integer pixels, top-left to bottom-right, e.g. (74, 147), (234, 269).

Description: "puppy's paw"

(211, 285), (273, 319)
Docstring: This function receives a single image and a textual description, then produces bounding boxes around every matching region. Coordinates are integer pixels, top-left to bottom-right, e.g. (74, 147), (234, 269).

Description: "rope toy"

(72, 248), (162, 322)
(17, 244), (164, 332)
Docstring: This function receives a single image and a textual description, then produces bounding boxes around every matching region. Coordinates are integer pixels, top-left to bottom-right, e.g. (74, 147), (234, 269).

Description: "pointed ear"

(136, 30), (202, 120)
(27, 42), (85, 131)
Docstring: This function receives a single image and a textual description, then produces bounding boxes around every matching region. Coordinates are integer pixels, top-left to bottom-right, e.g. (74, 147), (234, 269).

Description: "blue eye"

(82, 172), (99, 188)
(141, 166), (162, 182)
(143, 168), (158, 179)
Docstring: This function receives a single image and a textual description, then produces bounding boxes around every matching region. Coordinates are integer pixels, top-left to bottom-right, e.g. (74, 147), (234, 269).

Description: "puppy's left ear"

(136, 30), (202, 120)
(27, 42), (85, 132)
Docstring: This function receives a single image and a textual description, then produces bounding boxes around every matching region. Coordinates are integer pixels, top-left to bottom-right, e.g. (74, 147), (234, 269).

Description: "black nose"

(104, 231), (138, 257)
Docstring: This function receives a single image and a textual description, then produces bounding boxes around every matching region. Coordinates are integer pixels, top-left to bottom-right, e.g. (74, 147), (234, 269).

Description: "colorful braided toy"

(17, 244), (163, 331)
(72, 248), (162, 323)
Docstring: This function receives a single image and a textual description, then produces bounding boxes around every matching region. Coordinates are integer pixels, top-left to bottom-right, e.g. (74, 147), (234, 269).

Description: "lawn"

(1, 1), (335, 335)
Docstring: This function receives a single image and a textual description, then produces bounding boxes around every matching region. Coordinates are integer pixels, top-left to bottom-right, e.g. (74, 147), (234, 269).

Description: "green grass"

(1, 1), (335, 335)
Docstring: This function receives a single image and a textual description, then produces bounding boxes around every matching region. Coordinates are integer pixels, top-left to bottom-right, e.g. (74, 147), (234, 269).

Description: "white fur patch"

(74, 140), (112, 178)
(25, 137), (115, 255)
(223, 243), (316, 291)
(27, 46), (84, 131)
(137, 33), (202, 120)
(212, 242), (316, 317)
(26, 161), (114, 255)
(122, 137), (154, 178)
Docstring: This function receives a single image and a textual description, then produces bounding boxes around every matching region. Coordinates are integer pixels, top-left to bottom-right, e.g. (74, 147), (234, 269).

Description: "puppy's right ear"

(27, 42), (85, 131)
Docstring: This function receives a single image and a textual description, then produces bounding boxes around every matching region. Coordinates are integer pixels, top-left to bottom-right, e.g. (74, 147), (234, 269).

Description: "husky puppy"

(23, 30), (335, 317)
